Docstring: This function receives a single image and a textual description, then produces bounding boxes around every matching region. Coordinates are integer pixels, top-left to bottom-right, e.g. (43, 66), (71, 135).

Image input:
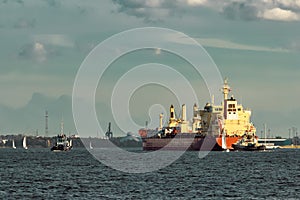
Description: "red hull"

(143, 135), (240, 151)
(143, 136), (230, 151)
(215, 136), (240, 150)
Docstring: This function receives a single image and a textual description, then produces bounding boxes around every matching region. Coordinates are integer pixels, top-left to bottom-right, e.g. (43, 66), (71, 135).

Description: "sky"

(0, 0), (299, 137)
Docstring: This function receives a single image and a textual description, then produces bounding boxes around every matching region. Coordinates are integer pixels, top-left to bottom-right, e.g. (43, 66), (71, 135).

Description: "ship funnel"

(170, 104), (175, 119)
(159, 113), (163, 130)
(182, 104), (187, 122)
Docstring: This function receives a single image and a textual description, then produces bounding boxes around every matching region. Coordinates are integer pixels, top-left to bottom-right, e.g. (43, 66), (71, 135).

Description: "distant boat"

(23, 136), (28, 149)
(89, 141), (93, 149)
(12, 139), (16, 149)
(51, 134), (72, 152)
(69, 139), (72, 148)
(232, 134), (265, 151)
(51, 119), (72, 152)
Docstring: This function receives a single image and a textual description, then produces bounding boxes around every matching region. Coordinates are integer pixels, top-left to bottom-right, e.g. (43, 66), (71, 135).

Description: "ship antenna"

(60, 116), (64, 135)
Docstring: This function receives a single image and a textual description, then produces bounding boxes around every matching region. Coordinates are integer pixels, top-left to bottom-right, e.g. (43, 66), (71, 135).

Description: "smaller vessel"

(23, 136), (28, 149)
(232, 133), (265, 151)
(51, 134), (72, 152)
(12, 139), (16, 149)
(50, 119), (72, 152)
(89, 141), (93, 149)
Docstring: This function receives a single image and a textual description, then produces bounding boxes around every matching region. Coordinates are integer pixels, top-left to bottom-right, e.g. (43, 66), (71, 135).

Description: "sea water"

(0, 148), (299, 199)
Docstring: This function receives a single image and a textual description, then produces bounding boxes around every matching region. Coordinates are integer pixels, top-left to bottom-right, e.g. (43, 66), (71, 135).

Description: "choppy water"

(0, 148), (299, 199)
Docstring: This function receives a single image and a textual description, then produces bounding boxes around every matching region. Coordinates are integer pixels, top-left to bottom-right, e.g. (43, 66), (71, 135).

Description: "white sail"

(89, 141), (93, 149)
(12, 139), (16, 149)
(222, 129), (227, 150)
(23, 136), (28, 149)
(218, 118), (227, 150)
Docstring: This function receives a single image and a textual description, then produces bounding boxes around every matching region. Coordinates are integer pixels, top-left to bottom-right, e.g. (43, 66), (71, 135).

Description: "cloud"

(17, 35), (75, 63)
(275, 0), (300, 10)
(1, 0), (24, 5)
(166, 33), (289, 52)
(218, 1), (300, 21)
(196, 38), (289, 52)
(222, 2), (258, 21)
(112, 0), (215, 22)
(259, 7), (299, 21)
(14, 18), (36, 29)
(112, 0), (171, 22)
(186, 0), (207, 6)
(33, 34), (74, 48)
(18, 42), (47, 63)
(112, 0), (300, 22)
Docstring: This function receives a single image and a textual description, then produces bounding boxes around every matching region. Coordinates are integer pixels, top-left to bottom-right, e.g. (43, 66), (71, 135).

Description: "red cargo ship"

(142, 79), (257, 151)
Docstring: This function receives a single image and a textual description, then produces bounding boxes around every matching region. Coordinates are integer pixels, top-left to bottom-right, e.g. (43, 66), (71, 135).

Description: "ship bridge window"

(238, 108), (241, 111)
(229, 104), (236, 108)
(228, 109), (236, 112)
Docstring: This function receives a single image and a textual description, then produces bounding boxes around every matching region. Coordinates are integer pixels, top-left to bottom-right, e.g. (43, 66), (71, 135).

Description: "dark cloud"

(112, 0), (261, 22)
(222, 2), (258, 21)
(276, 1), (300, 12)
(2, 0), (24, 5)
(112, 0), (173, 22)
(112, 0), (300, 22)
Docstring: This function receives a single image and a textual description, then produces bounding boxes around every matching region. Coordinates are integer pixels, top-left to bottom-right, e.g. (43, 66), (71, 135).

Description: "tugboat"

(51, 119), (72, 151)
(232, 133), (266, 151)
(51, 134), (72, 151)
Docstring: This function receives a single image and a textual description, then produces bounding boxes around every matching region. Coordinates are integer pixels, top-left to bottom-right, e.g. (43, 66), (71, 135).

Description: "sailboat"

(219, 118), (229, 152)
(12, 139), (16, 149)
(222, 130), (229, 152)
(23, 136), (28, 149)
(89, 141), (93, 149)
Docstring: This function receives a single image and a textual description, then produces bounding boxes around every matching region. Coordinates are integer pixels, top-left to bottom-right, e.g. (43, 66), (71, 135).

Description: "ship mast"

(60, 117), (64, 136)
(221, 78), (230, 101)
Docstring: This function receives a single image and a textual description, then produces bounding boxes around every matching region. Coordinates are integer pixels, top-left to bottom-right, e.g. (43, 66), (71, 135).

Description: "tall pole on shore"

(264, 123), (267, 145)
(45, 110), (48, 137)
(145, 121), (148, 137)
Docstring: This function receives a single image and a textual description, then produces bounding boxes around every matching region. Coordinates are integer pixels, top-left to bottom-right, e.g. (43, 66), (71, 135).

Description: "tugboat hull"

(232, 143), (266, 151)
(51, 145), (72, 152)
